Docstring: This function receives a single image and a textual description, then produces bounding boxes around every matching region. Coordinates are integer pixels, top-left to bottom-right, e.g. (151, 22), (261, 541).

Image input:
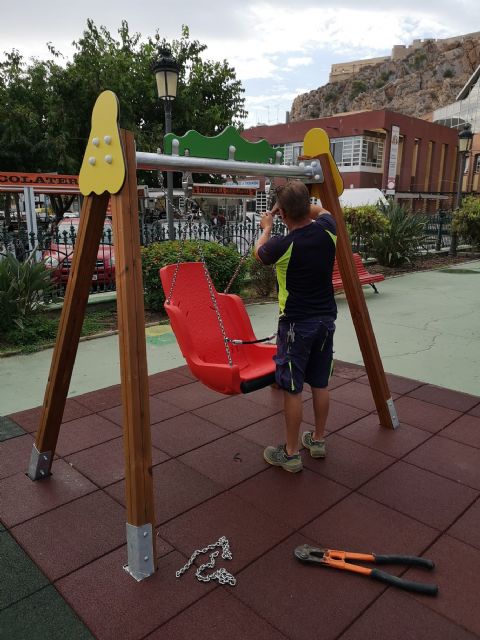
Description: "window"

(330, 136), (383, 168)
(474, 154), (480, 174)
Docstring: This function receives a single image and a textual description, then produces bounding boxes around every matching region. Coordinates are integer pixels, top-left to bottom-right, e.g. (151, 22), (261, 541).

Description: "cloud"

(286, 57), (313, 69)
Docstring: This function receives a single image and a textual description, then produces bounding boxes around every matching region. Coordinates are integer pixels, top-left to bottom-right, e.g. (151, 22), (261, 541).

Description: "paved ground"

(1, 260), (480, 415)
(1, 262), (480, 638)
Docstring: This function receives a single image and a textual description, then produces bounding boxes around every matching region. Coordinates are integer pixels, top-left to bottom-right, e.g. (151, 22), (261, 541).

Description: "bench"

(332, 253), (385, 294)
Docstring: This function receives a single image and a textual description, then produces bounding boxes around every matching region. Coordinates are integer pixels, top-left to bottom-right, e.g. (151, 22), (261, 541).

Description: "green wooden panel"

(163, 126), (282, 164)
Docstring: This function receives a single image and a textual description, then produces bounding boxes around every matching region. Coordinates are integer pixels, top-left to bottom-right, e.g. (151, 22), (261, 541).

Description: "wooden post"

(28, 192), (110, 479)
(110, 129), (157, 579)
(310, 154), (399, 430)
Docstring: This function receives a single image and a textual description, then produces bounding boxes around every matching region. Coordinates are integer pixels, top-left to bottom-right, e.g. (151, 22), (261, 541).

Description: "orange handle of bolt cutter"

(323, 549), (374, 575)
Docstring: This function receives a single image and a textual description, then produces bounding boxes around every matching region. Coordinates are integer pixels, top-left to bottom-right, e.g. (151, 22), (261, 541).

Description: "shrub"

(452, 195), (480, 248)
(0, 254), (52, 334)
(342, 205), (389, 256)
(443, 68), (454, 78)
(247, 256), (277, 297)
(350, 80), (367, 100)
(370, 204), (426, 267)
(141, 240), (248, 311)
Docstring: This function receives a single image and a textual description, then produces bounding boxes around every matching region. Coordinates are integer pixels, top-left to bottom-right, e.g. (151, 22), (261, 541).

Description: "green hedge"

(142, 240), (249, 311)
(452, 195), (480, 249)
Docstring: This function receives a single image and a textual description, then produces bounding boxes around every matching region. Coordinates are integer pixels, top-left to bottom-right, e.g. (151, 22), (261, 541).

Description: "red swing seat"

(159, 262), (277, 395)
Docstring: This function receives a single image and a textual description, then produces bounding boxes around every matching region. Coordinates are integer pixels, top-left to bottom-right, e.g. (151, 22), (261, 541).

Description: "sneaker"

(263, 444), (303, 473)
(301, 431), (326, 458)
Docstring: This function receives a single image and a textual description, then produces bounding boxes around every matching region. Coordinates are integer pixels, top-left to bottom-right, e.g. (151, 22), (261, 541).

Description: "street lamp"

(450, 123), (474, 256)
(153, 47), (180, 239)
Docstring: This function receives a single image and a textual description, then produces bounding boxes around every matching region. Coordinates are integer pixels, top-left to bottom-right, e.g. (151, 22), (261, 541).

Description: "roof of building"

(456, 63), (480, 100)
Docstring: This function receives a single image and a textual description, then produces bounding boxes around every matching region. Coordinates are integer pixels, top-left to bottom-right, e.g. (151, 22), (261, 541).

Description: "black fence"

(0, 210), (456, 300)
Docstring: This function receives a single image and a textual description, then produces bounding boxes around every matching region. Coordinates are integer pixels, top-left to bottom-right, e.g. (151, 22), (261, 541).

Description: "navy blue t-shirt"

(258, 214), (337, 320)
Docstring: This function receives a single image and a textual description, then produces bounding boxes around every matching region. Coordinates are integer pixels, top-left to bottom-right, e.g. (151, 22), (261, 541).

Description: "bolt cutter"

(294, 544), (438, 596)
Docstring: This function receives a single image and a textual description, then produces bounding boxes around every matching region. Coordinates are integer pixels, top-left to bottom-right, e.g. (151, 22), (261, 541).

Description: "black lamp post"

(153, 48), (180, 239)
(450, 123), (473, 256)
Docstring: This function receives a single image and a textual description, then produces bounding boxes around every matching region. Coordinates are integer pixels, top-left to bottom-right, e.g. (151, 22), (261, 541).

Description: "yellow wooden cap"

(303, 128), (343, 197)
(79, 91), (126, 195)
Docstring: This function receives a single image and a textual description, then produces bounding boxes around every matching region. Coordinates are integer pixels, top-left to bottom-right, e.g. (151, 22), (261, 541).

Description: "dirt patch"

(366, 253), (479, 278)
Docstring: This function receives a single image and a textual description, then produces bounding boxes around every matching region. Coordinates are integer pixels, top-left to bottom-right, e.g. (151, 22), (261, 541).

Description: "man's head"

(274, 181), (310, 222)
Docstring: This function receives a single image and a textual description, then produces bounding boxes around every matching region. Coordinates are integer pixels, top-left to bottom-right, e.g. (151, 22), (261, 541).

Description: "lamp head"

(153, 47), (180, 101)
(458, 123), (473, 154)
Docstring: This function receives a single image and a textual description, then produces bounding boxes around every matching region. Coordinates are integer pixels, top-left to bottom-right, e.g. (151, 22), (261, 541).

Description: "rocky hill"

(290, 35), (480, 121)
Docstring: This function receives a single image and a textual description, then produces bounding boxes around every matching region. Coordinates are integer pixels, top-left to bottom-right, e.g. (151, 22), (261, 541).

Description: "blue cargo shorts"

(274, 316), (335, 394)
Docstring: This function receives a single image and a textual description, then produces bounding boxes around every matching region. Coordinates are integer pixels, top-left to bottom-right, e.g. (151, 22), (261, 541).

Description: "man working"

(255, 181), (337, 473)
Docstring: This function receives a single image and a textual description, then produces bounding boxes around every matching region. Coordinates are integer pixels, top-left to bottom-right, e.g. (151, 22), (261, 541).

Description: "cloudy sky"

(1, 0), (478, 128)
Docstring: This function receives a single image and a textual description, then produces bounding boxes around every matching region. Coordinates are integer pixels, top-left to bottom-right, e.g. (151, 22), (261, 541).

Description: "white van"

(338, 188), (388, 208)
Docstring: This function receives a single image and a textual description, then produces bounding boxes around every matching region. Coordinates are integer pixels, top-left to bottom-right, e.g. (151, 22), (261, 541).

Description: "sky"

(1, 0), (479, 128)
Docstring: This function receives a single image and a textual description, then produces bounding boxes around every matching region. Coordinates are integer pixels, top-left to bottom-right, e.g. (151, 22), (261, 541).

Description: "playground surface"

(1, 262), (480, 639)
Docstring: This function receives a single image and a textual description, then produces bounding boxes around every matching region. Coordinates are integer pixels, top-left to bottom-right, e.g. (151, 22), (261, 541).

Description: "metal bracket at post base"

(123, 523), (156, 581)
(387, 397), (400, 429)
(27, 445), (52, 480)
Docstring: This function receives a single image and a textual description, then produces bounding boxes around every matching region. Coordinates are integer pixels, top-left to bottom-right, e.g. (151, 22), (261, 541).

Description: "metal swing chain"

(175, 536), (237, 586)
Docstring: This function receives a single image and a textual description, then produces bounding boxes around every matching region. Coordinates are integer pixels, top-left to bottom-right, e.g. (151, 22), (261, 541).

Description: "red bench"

(332, 253), (385, 294)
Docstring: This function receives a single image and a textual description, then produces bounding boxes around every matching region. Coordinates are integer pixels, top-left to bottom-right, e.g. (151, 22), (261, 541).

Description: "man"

(255, 181), (337, 473)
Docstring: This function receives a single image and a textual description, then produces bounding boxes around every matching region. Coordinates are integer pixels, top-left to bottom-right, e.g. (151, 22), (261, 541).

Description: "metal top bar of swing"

(136, 151), (324, 182)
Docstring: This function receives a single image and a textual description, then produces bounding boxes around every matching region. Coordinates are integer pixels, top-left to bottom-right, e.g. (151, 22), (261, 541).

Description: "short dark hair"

(275, 181), (310, 221)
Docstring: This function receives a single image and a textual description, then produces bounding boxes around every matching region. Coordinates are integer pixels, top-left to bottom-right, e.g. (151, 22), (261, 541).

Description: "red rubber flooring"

(1, 361), (480, 640)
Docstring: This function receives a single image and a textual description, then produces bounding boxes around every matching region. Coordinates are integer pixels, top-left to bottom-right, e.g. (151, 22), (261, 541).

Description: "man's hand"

(260, 211), (274, 230)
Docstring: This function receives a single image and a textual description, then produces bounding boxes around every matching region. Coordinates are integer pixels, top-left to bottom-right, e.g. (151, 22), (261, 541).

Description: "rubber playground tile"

(150, 412), (227, 457)
(302, 434), (395, 489)
(359, 460), (479, 530)
(66, 436), (169, 488)
(468, 402), (480, 417)
(339, 589), (478, 640)
(98, 395), (184, 427)
(147, 369), (193, 394)
(0, 432), (35, 480)
(302, 398), (369, 432)
(73, 384), (122, 413)
(243, 385), (285, 410)
(0, 585), (93, 640)
(157, 491), (293, 574)
(193, 396), (279, 431)
(56, 548), (215, 640)
(334, 360), (366, 379)
(404, 535), (480, 636)
(237, 414), (312, 447)
(154, 380), (226, 410)
(55, 414), (121, 457)
(0, 459), (96, 528)
(0, 415), (25, 441)
(330, 381), (384, 413)
(406, 383), (480, 413)
(301, 493), (438, 561)
(10, 398), (93, 433)
(405, 436), (480, 489)
(233, 532), (384, 640)
(175, 364), (197, 380)
(392, 396), (461, 433)
(356, 372), (423, 395)
(447, 497), (480, 550)
(326, 374), (353, 390)
(178, 433), (266, 489)
(338, 413), (432, 458)
(0, 531), (49, 609)
(147, 589), (287, 640)
(11, 491), (127, 581)
(440, 413), (480, 448)
(231, 468), (350, 530)
(105, 458), (222, 525)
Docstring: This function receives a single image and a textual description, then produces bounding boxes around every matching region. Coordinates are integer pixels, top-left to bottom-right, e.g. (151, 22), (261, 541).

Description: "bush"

(342, 205), (389, 256)
(452, 196), (480, 248)
(0, 254), (52, 334)
(247, 256), (277, 297)
(443, 68), (454, 78)
(370, 204), (426, 267)
(141, 240), (249, 311)
(350, 80), (367, 100)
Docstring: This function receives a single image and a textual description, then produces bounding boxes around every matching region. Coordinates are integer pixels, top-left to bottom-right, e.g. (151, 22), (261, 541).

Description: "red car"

(43, 217), (115, 288)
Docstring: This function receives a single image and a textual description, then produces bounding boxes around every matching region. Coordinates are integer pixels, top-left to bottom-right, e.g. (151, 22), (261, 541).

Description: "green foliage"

(349, 80), (367, 100)
(370, 204), (426, 267)
(411, 52), (427, 70)
(324, 91), (337, 104)
(141, 240), (248, 311)
(452, 196), (480, 248)
(0, 254), (52, 333)
(342, 205), (389, 256)
(374, 71), (392, 89)
(443, 68), (454, 78)
(0, 22), (246, 175)
(246, 256), (277, 297)
(0, 314), (58, 353)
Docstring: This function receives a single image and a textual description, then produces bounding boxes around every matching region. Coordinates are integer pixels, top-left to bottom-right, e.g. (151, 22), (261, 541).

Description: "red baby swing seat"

(159, 262), (277, 395)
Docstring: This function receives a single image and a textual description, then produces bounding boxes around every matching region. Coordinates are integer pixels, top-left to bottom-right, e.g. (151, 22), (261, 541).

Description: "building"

(243, 109), (460, 210)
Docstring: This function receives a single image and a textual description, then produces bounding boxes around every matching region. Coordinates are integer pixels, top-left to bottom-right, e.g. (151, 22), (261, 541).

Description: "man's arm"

(254, 211), (274, 261)
(309, 203), (331, 219)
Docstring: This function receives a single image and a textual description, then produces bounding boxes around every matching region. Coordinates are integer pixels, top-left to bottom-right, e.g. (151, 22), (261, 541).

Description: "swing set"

(26, 90), (399, 581)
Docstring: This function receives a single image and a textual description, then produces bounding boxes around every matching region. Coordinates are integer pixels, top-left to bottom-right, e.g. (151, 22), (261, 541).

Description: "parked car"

(42, 217), (115, 288)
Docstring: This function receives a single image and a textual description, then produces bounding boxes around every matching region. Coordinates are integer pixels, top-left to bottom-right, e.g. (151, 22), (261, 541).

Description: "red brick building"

(243, 110), (460, 210)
